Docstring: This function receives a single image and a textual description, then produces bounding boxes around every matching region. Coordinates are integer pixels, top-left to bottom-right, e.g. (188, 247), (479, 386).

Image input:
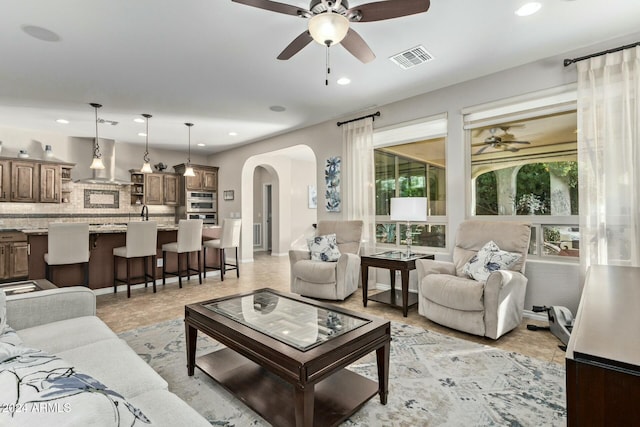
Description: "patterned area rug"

(119, 319), (566, 426)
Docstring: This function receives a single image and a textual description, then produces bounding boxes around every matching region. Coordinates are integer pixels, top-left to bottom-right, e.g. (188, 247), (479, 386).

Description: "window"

(373, 116), (447, 251)
(466, 93), (579, 259)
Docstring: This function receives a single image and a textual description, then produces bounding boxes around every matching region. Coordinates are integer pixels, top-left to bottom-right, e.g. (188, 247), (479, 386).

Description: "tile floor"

(96, 252), (565, 365)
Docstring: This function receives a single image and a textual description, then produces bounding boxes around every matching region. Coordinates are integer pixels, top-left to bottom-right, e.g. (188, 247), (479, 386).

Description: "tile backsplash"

(0, 182), (176, 229)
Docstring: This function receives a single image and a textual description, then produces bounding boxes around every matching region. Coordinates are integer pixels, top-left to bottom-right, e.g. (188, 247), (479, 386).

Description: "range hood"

(75, 138), (133, 186)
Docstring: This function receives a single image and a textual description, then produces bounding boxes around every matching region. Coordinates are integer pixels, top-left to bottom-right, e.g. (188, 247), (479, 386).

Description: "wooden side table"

(361, 251), (434, 317)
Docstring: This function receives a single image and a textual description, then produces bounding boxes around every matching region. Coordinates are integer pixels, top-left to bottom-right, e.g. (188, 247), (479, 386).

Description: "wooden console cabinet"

(565, 265), (640, 426)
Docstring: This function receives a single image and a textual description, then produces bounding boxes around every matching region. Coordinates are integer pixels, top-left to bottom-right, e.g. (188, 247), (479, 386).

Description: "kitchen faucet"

(141, 204), (149, 221)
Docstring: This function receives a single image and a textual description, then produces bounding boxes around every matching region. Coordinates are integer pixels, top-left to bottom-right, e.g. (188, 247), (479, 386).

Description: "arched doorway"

(239, 145), (316, 262)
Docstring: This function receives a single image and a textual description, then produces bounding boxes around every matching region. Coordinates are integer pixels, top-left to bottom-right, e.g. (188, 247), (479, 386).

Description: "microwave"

(187, 213), (217, 224)
(186, 191), (216, 212)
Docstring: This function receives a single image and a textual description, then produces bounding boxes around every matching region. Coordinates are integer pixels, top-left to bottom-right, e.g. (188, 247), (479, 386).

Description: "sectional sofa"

(1, 287), (210, 426)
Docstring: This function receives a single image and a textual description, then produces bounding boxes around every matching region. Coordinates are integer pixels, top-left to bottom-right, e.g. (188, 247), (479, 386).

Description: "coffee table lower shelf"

(196, 348), (379, 427)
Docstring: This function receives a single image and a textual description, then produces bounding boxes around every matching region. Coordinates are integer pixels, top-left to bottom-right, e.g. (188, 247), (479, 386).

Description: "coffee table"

(361, 251), (434, 317)
(185, 288), (391, 427)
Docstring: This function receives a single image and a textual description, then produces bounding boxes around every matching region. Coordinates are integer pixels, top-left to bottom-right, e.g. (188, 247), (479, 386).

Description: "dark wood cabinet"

(566, 265), (640, 426)
(163, 174), (179, 206)
(202, 169), (217, 191)
(11, 161), (37, 202)
(0, 160), (9, 202)
(174, 164), (218, 192)
(39, 163), (61, 203)
(144, 173), (163, 205)
(0, 231), (29, 282)
(130, 170), (180, 206)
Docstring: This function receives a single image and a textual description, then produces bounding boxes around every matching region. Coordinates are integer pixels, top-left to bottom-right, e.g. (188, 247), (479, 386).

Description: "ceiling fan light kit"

(308, 12), (349, 46)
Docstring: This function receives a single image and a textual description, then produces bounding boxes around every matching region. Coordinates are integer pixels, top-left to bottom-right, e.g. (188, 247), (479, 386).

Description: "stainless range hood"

(75, 138), (133, 186)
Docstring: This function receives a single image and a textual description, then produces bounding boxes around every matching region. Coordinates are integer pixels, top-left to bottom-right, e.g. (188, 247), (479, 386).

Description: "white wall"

(208, 32), (640, 310)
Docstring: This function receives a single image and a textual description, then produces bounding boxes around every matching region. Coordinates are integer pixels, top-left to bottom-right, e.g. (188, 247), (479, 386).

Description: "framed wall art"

(324, 156), (341, 212)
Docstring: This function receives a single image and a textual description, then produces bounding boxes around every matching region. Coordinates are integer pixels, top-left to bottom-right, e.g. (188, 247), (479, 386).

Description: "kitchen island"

(24, 224), (221, 290)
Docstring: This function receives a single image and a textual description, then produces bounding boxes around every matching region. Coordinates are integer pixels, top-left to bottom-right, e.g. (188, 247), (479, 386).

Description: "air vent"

(389, 45), (434, 70)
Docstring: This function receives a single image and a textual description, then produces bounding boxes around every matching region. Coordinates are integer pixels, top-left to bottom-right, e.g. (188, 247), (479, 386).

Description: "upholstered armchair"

(416, 220), (531, 339)
(289, 220), (363, 300)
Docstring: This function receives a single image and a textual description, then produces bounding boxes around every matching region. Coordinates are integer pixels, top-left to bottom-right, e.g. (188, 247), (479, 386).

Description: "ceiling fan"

(232, 0), (431, 63)
(474, 126), (530, 155)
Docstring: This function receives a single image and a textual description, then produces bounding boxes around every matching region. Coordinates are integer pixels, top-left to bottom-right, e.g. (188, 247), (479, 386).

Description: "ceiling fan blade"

(475, 145), (490, 155)
(232, 0), (309, 17)
(348, 0), (430, 23)
(506, 140), (531, 145)
(340, 28), (375, 63)
(277, 31), (313, 60)
(505, 147), (520, 152)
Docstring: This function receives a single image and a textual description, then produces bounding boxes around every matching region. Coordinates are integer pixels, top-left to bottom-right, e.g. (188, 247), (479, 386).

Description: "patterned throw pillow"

(463, 241), (521, 282)
(308, 234), (342, 262)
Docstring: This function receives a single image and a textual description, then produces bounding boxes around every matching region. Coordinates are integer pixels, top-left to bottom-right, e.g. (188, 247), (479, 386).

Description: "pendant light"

(183, 122), (195, 177)
(140, 113), (153, 173)
(89, 103), (105, 170)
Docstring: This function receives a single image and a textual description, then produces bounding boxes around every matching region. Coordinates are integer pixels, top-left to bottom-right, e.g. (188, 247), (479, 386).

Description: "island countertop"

(21, 223), (220, 236)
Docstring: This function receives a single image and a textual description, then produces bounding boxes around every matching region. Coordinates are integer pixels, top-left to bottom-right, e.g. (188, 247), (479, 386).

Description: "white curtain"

(577, 46), (640, 278)
(343, 117), (376, 255)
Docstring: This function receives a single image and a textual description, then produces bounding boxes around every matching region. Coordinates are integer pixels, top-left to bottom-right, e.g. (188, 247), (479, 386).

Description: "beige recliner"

(416, 220), (531, 339)
(289, 220), (363, 300)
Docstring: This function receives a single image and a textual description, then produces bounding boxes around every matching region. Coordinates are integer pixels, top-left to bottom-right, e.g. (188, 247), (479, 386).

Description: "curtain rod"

(337, 111), (380, 127)
(563, 41), (640, 66)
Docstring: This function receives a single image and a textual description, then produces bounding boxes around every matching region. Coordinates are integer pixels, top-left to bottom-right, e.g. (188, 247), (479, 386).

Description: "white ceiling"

(1, 0), (639, 154)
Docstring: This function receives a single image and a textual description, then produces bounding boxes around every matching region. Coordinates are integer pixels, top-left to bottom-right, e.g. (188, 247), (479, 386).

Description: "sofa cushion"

(293, 259), (337, 284)
(129, 389), (212, 427)
(422, 274), (485, 311)
(463, 240), (521, 282)
(57, 338), (168, 398)
(308, 234), (341, 262)
(17, 316), (118, 354)
(0, 345), (151, 427)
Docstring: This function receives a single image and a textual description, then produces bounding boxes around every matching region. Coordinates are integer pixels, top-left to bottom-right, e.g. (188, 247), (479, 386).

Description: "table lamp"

(390, 197), (428, 257)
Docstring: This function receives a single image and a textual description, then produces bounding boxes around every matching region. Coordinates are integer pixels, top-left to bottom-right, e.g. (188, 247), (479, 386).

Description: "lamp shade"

(308, 13), (349, 46)
(390, 197), (428, 222)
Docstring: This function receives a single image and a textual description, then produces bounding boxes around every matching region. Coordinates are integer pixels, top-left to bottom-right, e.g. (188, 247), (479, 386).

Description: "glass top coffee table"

(185, 288), (391, 427)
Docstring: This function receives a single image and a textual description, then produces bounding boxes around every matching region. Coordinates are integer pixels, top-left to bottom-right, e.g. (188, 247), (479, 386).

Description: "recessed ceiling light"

(56, 119), (69, 124)
(337, 77), (351, 85)
(138, 132), (147, 137)
(515, 2), (542, 16)
(229, 131), (238, 136)
(133, 118), (145, 123)
(21, 25), (61, 42)
(197, 143), (206, 147)
(269, 105), (286, 112)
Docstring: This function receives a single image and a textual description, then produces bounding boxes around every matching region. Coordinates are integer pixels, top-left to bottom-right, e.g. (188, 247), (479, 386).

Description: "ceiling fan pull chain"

(325, 42), (331, 86)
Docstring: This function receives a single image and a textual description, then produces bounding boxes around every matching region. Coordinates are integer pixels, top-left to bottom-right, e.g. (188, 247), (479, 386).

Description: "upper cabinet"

(130, 170), (180, 206)
(0, 158), (74, 204)
(174, 164), (218, 192)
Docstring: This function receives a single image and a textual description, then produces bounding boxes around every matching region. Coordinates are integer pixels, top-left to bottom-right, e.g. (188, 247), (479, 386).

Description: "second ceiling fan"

(232, 0), (431, 63)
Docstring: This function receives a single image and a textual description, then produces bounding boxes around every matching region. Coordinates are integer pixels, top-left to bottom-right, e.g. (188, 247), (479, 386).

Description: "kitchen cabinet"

(173, 164), (218, 192)
(39, 163), (61, 203)
(0, 231), (29, 281)
(11, 161), (38, 202)
(0, 160), (9, 202)
(130, 170), (180, 206)
(163, 174), (179, 206)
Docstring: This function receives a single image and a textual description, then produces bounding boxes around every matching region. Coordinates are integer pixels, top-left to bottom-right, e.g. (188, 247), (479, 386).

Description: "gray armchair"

(416, 220), (531, 339)
(289, 220), (363, 300)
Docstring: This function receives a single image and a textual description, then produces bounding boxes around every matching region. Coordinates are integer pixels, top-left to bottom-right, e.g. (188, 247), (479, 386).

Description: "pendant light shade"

(140, 113), (153, 173)
(89, 103), (105, 170)
(183, 122), (195, 177)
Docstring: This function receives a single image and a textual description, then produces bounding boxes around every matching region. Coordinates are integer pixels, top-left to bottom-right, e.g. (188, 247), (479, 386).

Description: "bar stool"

(162, 219), (203, 288)
(203, 218), (241, 281)
(113, 221), (158, 298)
(44, 223), (90, 286)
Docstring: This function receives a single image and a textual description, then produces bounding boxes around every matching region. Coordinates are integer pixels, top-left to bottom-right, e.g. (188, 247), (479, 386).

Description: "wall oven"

(186, 191), (216, 212)
(187, 213), (217, 224)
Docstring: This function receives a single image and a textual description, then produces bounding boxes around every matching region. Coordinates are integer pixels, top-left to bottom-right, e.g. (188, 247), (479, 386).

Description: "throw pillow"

(308, 234), (341, 262)
(463, 240), (521, 282)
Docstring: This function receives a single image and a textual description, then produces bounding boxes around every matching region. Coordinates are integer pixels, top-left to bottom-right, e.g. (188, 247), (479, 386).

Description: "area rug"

(119, 319), (566, 426)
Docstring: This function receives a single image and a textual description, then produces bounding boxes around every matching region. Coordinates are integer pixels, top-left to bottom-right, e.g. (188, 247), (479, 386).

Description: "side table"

(361, 251), (434, 317)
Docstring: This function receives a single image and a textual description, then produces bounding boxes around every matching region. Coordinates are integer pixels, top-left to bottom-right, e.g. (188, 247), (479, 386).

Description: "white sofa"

(1, 287), (210, 426)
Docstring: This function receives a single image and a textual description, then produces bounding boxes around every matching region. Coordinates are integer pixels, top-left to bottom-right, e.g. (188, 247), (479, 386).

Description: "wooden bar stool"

(203, 218), (241, 281)
(162, 219), (203, 288)
(44, 223), (90, 286)
(113, 221), (158, 298)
